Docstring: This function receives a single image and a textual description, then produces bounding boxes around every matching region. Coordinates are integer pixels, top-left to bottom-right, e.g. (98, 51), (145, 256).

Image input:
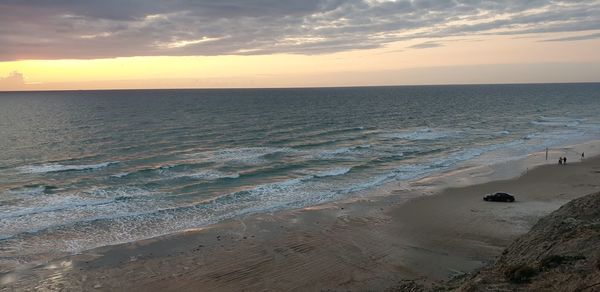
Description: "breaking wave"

(18, 162), (118, 174)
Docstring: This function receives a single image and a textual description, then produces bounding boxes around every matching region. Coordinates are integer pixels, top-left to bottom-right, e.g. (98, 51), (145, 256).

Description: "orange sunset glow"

(1, 1), (599, 90)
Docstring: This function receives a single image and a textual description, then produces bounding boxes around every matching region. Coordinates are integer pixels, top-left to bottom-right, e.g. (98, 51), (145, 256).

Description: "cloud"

(408, 41), (444, 49)
(541, 32), (600, 42)
(0, 0), (599, 60)
(0, 71), (26, 90)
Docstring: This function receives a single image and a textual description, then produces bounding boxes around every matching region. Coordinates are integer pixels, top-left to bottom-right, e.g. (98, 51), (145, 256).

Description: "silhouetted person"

(582, 152), (585, 160)
(558, 157), (563, 165)
(564, 156), (567, 164)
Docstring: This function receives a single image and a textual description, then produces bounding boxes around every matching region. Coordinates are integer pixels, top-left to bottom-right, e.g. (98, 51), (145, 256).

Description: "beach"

(2, 1), (600, 290)
(5, 148), (599, 291)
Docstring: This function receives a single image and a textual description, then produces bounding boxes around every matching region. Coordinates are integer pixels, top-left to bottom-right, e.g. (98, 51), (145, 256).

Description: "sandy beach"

(2, 1), (600, 290)
(4, 151), (600, 291)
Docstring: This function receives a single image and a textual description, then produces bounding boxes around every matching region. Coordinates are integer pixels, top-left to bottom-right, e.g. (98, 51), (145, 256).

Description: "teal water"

(1, 83), (600, 263)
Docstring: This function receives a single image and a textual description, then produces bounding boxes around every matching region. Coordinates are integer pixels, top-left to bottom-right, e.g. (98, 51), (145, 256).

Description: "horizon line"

(1, 81), (599, 93)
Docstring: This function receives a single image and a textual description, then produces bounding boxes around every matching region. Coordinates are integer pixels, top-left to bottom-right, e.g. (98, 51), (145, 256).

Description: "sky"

(1, 0), (599, 91)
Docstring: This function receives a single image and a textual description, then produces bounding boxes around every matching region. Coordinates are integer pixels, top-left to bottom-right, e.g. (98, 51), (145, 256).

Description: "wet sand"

(4, 155), (600, 291)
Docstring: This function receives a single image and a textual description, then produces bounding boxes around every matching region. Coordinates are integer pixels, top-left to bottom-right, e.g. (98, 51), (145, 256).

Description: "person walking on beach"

(564, 156), (567, 165)
(559, 157), (563, 165)
(582, 152), (585, 160)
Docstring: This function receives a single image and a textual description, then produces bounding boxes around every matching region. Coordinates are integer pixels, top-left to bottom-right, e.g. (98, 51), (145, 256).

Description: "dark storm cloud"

(1, 0), (599, 60)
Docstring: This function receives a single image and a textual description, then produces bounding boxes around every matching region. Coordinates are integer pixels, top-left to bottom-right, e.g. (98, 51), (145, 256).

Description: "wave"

(5, 184), (57, 196)
(532, 116), (583, 127)
(0, 196), (118, 221)
(0, 164), (358, 252)
(520, 128), (596, 151)
(383, 128), (461, 141)
(110, 172), (130, 178)
(0, 187), (159, 240)
(313, 167), (352, 178)
(108, 161), (214, 179)
(0, 185), (58, 208)
(56, 148), (516, 249)
(343, 139), (532, 194)
(165, 170), (241, 180)
(0, 175), (337, 255)
(184, 145), (370, 165)
(186, 147), (293, 165)
(18, 162), (118, 174)
(211, 147), (289, 163)
(0, 187), (153, 221)
(314, 144), (372, 158)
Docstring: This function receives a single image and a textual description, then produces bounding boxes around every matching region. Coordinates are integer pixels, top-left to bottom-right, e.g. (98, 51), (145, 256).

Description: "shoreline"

(1, 136), (598, 267)
(4, 146), (600, 290)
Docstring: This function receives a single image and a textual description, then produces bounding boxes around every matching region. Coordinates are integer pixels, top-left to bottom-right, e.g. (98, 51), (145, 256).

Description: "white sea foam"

(18, 162), (118, 174)
(315, 145), (371, 158)
(0, 167), (354, 257)
(168, 170), (240, 180)
(5, 185), (48, 197)
(531, 116), (583, 127)
(314, 167), (352, 178)
(110, 172), (130, 178)
(384, 128), (461, 141)
(0, 187), (159, 240)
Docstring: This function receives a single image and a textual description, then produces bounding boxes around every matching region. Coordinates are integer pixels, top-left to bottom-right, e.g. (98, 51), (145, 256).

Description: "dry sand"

(4, 154), (600, 291)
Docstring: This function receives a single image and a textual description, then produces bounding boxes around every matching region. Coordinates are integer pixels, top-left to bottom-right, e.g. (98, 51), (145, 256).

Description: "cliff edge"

(458, 191), (600, 291)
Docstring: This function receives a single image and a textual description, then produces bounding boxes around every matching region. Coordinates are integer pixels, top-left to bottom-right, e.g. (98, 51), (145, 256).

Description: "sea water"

(1, 83), (600, 267)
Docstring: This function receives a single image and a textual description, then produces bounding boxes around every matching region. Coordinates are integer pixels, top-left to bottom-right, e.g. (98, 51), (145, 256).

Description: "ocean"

(1, 83), (600, 267)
